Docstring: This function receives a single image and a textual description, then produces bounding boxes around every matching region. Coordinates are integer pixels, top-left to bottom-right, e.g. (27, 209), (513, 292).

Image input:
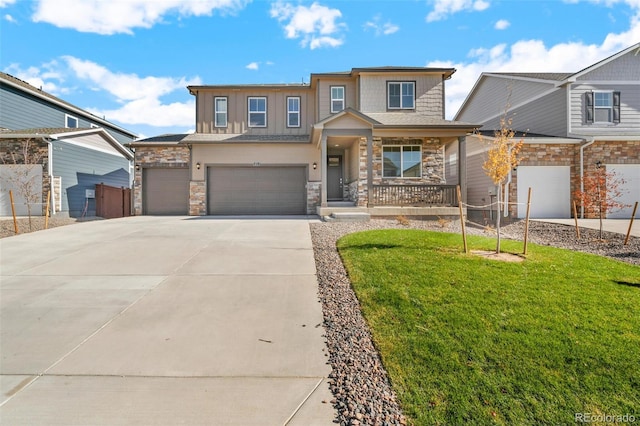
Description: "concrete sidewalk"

(0, 216), (336, 425)
(533, 218), (639, 238)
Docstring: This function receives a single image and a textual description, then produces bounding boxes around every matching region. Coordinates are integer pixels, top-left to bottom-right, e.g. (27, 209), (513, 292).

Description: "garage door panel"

(208, 166), (306, 215)
(517, 166), (570, 219)
(607, 164), (640, 219)
(143, 168), (189, 215)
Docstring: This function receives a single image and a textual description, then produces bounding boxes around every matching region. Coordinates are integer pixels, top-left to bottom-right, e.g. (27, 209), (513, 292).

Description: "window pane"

(288, 112), (299, 127)
(594, 92), (612, 107)
(66, 116), (78, 128)
(383, 147), (401, 177)
(402, 83), (414, 109)
(332, 100), (344, 112)
(594, 108), (612, 122)
(388, 83), (400, 108)
(288, 97), (299, 111)
(249, 113), (265, 127)
(402, 146), (421, 177)
(215, 98), (227, 127)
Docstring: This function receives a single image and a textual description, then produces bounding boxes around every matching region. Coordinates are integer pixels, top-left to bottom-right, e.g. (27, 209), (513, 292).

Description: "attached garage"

(607, 164), (640, 219)
(517, 166), (571, 218)
(208, 166), (307, 215)
(143, 168), (189, 215)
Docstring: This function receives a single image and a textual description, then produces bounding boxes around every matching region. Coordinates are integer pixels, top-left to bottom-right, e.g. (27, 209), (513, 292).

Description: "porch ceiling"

(326, 135), (359, 149)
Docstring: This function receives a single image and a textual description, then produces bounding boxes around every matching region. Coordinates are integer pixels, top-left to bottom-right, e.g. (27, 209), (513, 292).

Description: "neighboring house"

(0, 128), (134, 217)
(453, 43), (640, 220)
(130, 67), (479, 217)
(0, 72), (137, 217)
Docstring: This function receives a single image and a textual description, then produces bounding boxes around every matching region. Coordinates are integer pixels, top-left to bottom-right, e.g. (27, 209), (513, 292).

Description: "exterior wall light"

(196, 162), (201, 170)
(313, 162), (317, 170)
(135, 164), (140, 171)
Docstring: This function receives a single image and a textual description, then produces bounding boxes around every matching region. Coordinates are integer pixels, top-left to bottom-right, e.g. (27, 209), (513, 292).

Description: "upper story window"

(215, 97), (228, 128)
(585, 91), (620, 124)
(248, 97), (267, 127)
(388, 81), (415, 110)
(383, 145), (422, 178)
(287, 96), (300, 128)
(65, 114), (78, 128)
(330, 86), (345, 113)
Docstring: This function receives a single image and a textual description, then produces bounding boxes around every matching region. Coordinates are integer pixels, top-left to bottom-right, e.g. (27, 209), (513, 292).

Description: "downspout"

(579, 137), (595, 218)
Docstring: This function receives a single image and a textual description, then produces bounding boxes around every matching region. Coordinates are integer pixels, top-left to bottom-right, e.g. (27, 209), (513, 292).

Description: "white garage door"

(517, 166), (571, 219)
(607, 164), (640, 219)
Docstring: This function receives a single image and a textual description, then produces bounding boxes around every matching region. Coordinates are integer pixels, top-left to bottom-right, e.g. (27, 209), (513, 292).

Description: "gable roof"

(0, 127), (134, 160)
(0, 72), (137, 139)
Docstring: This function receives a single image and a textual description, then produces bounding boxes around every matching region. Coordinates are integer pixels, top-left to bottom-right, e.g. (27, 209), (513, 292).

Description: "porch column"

(320, 133), (328, 207)
(458, 135), (467, 204)
(366, 134), (373, 207)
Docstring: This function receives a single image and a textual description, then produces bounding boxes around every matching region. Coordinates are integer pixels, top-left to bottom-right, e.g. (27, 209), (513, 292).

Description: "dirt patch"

(0, 216), (102, 239)
(471, 250), (525, 263)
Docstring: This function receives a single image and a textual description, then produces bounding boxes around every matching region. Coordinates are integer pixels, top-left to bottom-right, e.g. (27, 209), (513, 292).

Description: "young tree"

(0, 139), (46, 231)
(480, 115), (524, 253)
(574, 164), (627, 239)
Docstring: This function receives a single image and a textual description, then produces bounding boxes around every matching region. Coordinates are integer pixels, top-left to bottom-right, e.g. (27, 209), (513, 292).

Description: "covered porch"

(311, 108), (471, 218)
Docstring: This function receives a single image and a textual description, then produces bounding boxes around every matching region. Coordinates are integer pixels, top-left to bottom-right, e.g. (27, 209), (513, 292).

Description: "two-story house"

(0, 72), (137, 217)
(453, 43), (640, 220)
(130, 67), (479, 217)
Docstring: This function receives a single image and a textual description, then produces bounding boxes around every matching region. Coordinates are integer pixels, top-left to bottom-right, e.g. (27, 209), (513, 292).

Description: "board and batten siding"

(0, 83), (135, 145)
(52, 140), (130, 217)
(316, 78), (357, 121)
(570, 83), (640, 133)
(359, 74), (444, 117)
(457, 76), (557, 123)
(195, 89), (315, 135)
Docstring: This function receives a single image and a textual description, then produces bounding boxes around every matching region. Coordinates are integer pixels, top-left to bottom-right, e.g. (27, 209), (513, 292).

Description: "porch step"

(325, 211), (371, 222)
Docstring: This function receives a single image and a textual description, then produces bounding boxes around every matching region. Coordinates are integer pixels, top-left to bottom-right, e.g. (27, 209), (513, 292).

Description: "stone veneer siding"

(355, 137), (445, 206)
(0, 139), (51, 215)
(307, 182), (321, 214)
(189, 181), (206, 215)
(133, 146), (190, 215)
(508, 140), (639, 218)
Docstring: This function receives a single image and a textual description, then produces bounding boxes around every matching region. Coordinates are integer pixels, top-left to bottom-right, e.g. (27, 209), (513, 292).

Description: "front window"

(383, 146), (422, 178)
(215, 97), (227, 127)
(388, 82), (415, 109)
(65, 114), (78, 128)
(287, 97), (300, 127)
(248, 97), (267, 127)
(330, 86), (345, 113)
(594, 92), (613, 122)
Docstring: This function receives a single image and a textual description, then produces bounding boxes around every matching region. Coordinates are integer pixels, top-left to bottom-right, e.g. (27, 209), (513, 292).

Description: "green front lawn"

(337, 230), (640, 425)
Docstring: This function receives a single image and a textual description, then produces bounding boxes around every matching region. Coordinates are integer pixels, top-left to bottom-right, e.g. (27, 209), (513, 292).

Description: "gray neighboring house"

(452, 43), (640, 220)
(0, 72), (137, 217)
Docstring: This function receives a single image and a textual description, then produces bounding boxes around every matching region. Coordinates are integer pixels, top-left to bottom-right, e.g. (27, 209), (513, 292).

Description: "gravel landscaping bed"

(310, 218), (639, 425)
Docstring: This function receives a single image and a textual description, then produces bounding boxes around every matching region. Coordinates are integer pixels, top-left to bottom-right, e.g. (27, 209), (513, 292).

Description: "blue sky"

(1, 0), (639, 138)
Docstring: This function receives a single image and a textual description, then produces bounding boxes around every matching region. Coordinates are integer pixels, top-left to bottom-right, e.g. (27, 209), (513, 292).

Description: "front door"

(327, 155), (343, 200)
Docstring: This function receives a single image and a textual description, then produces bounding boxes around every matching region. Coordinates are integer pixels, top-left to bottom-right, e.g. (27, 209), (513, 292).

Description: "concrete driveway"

(0, 216), (336, 425)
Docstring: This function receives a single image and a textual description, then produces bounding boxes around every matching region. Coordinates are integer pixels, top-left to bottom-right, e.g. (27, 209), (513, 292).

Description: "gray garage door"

(208, 166), (306, 215)
(143, 168), (189, 215)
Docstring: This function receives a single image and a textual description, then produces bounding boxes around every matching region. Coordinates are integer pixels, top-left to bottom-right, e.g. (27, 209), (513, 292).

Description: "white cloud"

(494, 19), (510, 30)
(270, 1), (345, 49)
(4, 13), (15, 23)
(5, 58), (201, 128)
(432, 19), (640, 119)
(364, 14), (399, 36)
(246, 62), (259, 70)
(427, 0), (490, 22)
(32, 0), (249, 35)
(0, 0), (16, 8)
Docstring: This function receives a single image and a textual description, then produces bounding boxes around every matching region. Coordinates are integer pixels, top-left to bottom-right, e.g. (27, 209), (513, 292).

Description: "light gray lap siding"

(570, 83), (640, 131)
(52, 140), (130, 217)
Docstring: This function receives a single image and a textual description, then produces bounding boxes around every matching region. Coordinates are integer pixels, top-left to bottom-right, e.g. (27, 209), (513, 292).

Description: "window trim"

(65, 114), (79, 128)
(382, 145), (422, 178)
(387, 81), (415, 110)
(586, 90), (621, 124)
(247, 96), (267, 128)
(330, 86), (345, 113)
(214, 96), (228, 128)
(287, 96), (301, 128)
